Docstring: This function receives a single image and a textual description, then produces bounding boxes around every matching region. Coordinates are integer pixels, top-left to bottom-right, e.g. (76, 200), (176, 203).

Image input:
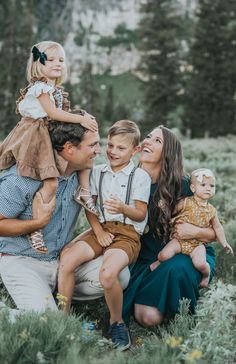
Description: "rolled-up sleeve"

(0, 175), (31, 218)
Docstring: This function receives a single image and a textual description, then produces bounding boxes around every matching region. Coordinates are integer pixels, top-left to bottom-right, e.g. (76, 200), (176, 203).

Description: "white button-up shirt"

(90, 161), (151, 234)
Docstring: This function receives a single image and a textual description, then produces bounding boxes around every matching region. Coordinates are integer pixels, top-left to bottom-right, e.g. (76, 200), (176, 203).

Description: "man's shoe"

(108, 322), (131, 351)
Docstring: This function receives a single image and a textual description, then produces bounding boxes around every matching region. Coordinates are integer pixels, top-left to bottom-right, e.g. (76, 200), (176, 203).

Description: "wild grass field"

(0, 135), (235, 364)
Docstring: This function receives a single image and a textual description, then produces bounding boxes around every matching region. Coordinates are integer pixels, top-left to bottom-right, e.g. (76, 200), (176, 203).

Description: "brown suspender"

(98, 167), (137, 224)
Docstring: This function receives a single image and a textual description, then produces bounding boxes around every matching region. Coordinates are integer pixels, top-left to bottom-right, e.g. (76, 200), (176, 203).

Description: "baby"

(150, 168), (233, 287)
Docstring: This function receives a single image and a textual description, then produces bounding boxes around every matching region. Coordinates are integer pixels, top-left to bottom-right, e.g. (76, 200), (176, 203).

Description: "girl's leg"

(190, 245), (210, 288)
(134, 304), (164, 327)
(58, 241), (95, 314)
(29, 178), (58, 253)
(150, 238), (181, 271)
(74, 169), (99, 216)
(99, 249), (129, 324)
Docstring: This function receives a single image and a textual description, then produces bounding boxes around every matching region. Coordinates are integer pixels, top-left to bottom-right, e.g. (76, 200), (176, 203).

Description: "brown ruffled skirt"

(0, 117), (67, 180)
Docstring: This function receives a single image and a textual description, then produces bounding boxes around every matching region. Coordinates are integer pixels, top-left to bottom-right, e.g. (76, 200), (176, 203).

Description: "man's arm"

(0, 193), (55, 236)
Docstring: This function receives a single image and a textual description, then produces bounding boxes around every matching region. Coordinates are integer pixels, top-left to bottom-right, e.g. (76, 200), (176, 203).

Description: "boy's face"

(191, 175), (216, 201)
(106, 134), (137, 172)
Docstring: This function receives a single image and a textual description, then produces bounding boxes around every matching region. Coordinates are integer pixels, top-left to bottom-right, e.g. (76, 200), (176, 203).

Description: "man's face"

(62, 131), (101, 171)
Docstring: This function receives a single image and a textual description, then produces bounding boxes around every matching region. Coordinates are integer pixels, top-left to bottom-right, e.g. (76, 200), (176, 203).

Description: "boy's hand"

(103, 197), (125, 215)
(223, 242), (234, 255)
(95, 229), (114, 247)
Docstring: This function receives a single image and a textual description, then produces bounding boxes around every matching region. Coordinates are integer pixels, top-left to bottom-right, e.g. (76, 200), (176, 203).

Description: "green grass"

(0, 134), (236, 363)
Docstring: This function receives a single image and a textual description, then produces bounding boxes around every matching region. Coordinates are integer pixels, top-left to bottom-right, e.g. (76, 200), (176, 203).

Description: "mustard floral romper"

(170, 196), (216, 255)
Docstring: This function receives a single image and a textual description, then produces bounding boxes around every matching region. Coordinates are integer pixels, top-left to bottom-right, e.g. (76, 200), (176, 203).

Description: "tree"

(77, 63), (102, 125)
(138, 0), (183, 134)
(0, 0), (35, 136)
(185, 0), (236, 137)
(0, 0), (73, 138)
(104, 85), (114, 122)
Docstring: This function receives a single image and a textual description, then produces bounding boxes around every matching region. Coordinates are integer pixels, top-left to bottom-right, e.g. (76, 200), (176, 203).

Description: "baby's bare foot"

(150, 260), (160, 271)
(199, 275), (210, 288)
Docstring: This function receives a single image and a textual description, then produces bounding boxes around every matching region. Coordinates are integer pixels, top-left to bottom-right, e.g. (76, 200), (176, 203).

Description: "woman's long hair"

(150, 126), (184, 242)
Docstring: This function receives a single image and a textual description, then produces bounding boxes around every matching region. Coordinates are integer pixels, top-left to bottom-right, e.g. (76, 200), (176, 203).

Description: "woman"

(122, 126), (215, 326)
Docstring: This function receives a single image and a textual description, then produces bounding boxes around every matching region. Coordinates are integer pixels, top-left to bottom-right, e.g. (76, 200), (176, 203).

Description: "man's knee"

(73, 256), (130, 300)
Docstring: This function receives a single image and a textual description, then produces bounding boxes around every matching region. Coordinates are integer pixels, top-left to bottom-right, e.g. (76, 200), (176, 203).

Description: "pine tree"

(0, 0), (72, 138)
(138, 0), (183, 134)
(104, 85), (114, 122)
(185, 0), (236, 137)
(0, 0), (35, 136)
(77, 63), (102, 123)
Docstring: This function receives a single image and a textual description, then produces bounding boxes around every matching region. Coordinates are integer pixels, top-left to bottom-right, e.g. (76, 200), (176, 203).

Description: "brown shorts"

(81, 221), (141, 264)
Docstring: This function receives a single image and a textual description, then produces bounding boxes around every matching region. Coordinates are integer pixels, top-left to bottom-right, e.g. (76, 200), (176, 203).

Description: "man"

(0, 121), (129, 312)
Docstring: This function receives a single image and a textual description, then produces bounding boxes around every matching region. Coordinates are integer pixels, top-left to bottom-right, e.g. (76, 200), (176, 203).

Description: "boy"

(58, 120), (151, 349)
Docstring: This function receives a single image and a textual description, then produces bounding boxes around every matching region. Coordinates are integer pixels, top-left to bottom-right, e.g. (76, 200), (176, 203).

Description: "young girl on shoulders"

(0, 41), (99, 253)
(150, 168), (233, 287)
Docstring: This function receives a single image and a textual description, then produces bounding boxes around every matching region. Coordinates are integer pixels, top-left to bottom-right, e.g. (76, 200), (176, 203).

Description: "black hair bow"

(32, 46), (47, 65)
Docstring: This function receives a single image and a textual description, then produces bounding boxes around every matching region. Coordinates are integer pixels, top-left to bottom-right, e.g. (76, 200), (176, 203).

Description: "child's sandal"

(74, 187), (99, 216)
(28, 230), (48, 254)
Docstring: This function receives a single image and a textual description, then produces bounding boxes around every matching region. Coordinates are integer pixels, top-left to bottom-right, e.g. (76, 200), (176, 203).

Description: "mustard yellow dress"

(170, 196), (216, 255)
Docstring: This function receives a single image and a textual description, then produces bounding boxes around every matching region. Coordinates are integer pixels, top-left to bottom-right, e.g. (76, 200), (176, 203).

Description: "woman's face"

(139, 128), (164, 165)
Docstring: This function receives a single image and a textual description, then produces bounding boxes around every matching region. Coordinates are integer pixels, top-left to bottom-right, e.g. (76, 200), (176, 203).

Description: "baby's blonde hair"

(191, 168), (215, 184)
(26, 41), (67, 85)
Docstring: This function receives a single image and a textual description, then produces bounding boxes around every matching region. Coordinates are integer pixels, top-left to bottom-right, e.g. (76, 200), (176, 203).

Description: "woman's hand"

(103, 197), (125, 215)
(173, 221), (216, 242)
(172, 221), (196, 240)
(95, 229), (114, 247)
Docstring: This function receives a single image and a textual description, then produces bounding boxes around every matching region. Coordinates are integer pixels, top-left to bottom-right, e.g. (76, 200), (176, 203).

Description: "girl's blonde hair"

(26, 41), (67, 85)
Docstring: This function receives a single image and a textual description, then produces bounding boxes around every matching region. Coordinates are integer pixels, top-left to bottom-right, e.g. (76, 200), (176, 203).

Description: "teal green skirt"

(122, 245), (215, 324)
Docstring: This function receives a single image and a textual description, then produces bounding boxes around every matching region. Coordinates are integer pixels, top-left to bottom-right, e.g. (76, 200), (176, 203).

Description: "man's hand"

(95, 229), (114, 247)
(103, 197), (125, 215)
(33, 192), (56, 228)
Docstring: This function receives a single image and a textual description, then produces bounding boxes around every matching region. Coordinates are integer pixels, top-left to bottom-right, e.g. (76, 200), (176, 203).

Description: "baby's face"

(191, 176), (216, 201)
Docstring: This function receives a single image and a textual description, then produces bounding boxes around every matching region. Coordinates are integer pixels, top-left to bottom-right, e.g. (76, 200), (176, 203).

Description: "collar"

(101, 160), (135, 175)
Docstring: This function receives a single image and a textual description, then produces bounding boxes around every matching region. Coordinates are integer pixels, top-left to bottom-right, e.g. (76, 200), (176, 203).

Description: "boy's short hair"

(48, 121), (87, 152)
(108, 120), (140, 147)
(191, 168), (215, 184)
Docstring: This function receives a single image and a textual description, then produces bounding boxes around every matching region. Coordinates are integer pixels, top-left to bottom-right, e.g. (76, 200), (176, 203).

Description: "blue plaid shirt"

(0, 166), (81, 261)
